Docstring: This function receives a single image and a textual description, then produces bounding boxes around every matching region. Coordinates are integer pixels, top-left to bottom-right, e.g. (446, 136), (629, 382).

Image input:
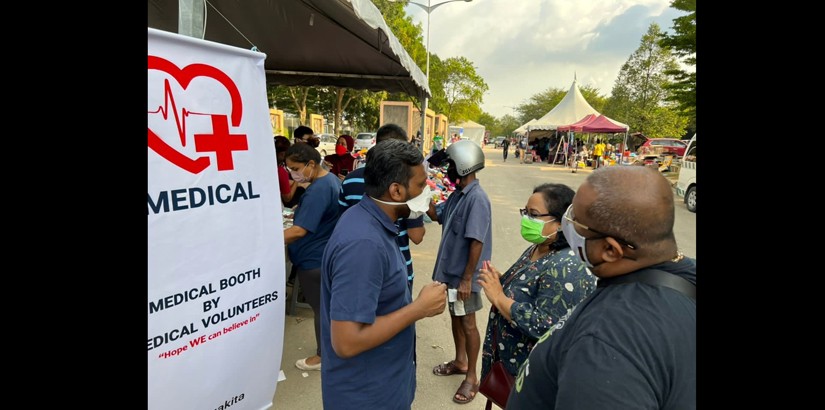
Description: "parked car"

(354, 132), (377, 151)
(315, 133), (338, 157)
(638, 137), (687, 157)
(675, 134), (696, 213)
(493, 136), (507, 148)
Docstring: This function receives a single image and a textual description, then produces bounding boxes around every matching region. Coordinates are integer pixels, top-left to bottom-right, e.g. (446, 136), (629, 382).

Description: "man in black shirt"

(507, 166), (696, 410)
(501, 138), (510, 162)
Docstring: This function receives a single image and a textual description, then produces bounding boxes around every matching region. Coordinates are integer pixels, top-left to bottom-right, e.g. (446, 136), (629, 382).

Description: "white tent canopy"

(528, 78), (600, 133)
(449, 120), (486, 147)
(513, 118), (538, 136)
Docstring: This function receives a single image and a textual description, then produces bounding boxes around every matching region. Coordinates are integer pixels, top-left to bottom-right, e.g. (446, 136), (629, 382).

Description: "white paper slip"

(278, 370), (286, 382)
(453, 299), (466, 316)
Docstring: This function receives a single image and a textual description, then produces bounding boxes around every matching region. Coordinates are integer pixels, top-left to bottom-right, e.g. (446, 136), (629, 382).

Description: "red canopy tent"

(579, 115), (628, 133)
(557, 114), (598, 132)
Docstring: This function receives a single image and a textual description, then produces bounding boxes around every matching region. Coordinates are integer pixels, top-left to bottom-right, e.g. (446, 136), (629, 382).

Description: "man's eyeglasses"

(519, 208), (553, 219)
(563, 205), (637, 249)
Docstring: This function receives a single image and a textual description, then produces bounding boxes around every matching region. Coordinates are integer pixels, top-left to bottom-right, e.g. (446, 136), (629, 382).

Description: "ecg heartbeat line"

(148, 79), (214, 147)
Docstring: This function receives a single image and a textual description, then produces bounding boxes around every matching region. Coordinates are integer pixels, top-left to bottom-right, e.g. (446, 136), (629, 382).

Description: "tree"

(659, 0), (696, 133)
(603, 23), (688, 137)
(579, 84), (608, 114)
(474, 112), (497, 134)
(268, 85), (312, 125)
(437, 56), (488, 123)
(479, 113), (521, 137)
(328, 87), (358, 135)
(343, 90), (386, 132)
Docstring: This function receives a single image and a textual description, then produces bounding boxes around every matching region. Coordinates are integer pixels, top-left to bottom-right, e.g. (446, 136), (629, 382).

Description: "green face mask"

(520, 215), (557, 244)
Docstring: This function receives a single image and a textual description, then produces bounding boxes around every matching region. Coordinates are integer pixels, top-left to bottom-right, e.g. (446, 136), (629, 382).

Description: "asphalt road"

(272, 145), (696, 409)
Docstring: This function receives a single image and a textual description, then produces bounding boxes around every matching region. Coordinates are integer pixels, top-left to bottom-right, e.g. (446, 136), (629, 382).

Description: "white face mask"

(372, 187), (432, 219)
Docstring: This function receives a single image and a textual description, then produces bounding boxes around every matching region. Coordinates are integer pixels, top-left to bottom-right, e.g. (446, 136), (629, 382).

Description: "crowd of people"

(502, 133), (621, 169)
(275, 125), (696, 409)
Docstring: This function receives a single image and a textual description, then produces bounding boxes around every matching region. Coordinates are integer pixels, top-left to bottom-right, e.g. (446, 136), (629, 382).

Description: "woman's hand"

(477, 260), (504, 305)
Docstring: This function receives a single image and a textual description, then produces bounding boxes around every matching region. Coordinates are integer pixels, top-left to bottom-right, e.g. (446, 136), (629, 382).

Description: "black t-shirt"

(507, 258), (696, 410)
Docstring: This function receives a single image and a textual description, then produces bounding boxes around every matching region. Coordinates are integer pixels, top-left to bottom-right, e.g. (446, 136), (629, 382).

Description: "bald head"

(581, 166), (676, 254)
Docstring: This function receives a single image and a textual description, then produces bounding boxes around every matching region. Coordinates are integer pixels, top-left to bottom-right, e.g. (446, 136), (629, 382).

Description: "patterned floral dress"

(480, 244), (596, 379)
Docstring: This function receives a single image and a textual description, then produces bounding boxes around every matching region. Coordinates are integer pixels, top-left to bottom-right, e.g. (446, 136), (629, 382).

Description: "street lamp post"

(392, 0), (473, 146)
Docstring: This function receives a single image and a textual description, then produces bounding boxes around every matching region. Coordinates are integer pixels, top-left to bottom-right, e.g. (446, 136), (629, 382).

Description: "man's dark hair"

(293, 126), (314, 141)
(364, 139), (424, 198)
(375, 123), (408, 143)
(285, 140), (321, 164)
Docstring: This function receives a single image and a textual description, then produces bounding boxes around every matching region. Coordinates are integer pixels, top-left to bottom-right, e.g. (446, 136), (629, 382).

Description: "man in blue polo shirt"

(426, 140), (493, 404)
(338, 123), (425, 292)
(320, 139), (447, 410)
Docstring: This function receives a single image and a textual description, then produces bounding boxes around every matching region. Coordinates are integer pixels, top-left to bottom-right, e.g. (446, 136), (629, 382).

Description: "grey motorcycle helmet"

(445, 140), (485, 176)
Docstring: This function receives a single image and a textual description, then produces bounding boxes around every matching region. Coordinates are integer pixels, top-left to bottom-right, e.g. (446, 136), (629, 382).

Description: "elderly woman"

(477, 183), (596, 383)
(323, 134), (355, 180)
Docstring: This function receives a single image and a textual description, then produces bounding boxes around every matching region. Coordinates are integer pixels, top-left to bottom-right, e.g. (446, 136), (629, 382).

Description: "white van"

(675, 134), (696, 212)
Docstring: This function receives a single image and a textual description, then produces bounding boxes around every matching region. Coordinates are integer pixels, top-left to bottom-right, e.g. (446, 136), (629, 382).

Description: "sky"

(401, 0), (686, 119)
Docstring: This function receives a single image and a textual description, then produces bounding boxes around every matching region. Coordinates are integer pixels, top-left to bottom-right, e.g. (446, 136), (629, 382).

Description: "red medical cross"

(195, 114), (248, 171)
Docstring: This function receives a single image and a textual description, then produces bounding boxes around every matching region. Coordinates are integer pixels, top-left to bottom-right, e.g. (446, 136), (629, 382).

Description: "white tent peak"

(528, 78), (599, 132)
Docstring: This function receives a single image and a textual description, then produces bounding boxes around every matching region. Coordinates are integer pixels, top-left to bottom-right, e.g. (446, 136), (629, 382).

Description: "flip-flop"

(452, 379), (479, 404)
(432, 360), (468, 376)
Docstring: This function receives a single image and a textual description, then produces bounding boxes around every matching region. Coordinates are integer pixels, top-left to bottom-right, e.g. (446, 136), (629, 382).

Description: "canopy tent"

(148, 0), (430, 98)
(449, 120), (486, 147)
(526, 78), (599, 140)
(513, 118), (538, 136)
(557, 114), (598, 132)
(558, 114), (628, 133)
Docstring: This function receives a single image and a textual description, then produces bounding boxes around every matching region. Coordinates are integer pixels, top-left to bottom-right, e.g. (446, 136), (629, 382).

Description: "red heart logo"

(148, 56), (247, 174)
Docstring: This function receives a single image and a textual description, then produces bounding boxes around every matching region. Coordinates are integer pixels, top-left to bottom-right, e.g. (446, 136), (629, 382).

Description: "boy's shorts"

(447, 290), (484, 316)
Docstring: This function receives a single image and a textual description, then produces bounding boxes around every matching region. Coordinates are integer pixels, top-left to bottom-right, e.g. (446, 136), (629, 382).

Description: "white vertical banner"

(147, 28), (285, 410)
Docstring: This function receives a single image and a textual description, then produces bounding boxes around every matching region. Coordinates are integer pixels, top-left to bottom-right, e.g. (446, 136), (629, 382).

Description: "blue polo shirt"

(287, 173), (342, 270)
(339, 166), (423, 289)
(432, 179), (492, 292)
(320, 197), (415, 409)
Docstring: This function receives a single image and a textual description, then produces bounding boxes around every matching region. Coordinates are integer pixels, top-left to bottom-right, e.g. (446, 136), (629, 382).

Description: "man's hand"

(415, 282), (447, 318)
(458, 278), (472, 301)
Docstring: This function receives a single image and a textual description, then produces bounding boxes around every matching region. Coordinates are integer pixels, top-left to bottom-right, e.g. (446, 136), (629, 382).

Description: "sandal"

(452, 379), (479, 404)
(432, 360), (468, 376)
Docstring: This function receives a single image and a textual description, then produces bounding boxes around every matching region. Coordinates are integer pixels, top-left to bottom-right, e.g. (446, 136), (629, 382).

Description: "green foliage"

(437, 56), (488, 123)
(479, 113), (523, 137)
(578, 85), (608, 114)
(345, 90), (386, 132)
(475, 112), (497, 130)
(659, 0), (696, 132)
(603, 23), (687, 138)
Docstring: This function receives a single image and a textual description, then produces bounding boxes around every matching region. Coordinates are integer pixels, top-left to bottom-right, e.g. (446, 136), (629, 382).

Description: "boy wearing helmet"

(426, 140), (493, 404)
